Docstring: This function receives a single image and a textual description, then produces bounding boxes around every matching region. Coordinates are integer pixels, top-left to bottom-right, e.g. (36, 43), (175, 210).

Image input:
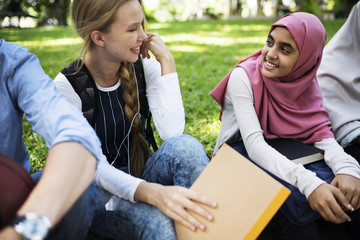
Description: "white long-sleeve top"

(54, 57), (185, 202)
(214, 67), (360, 199)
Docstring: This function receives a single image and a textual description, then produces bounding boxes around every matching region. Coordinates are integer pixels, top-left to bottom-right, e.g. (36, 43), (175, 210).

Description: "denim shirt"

(0, 39), (102, 172)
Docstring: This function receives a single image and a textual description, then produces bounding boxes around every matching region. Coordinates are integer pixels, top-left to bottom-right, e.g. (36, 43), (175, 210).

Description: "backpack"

(61, 55), (158, 152)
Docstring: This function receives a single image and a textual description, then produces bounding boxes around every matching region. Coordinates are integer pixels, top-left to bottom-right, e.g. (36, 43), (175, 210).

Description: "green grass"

(0, 18), (346, 171)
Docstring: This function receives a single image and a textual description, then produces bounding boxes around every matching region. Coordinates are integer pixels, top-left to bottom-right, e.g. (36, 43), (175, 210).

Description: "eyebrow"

(268, 34), (296, 52)
(128, 21), (141, 28)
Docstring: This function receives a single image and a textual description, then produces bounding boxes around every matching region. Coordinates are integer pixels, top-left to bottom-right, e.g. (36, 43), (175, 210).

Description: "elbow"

(159, 120), (184, 141)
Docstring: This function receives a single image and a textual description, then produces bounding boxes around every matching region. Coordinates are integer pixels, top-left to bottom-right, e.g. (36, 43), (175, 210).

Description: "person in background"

(317, 2), (360, 162)
(54, 0), (217, 239)
(210, 12), (360, 239)
(0, 39), (103, 240)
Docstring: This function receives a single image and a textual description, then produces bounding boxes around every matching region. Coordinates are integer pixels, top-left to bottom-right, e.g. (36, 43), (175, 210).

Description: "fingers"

(161, 196), (204, 232)
(308, 184), (351, 223)
(329, 187), (352, 222)
(140, 33), (157, 59)
(157, 186), (217, 232)
(140, 32), (172, 61)
(331, 174), (360, 210)
(140, 33), (155, 59)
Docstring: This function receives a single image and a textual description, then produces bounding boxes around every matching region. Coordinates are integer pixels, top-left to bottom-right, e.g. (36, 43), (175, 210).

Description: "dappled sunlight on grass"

(15, 38), (82, 48)
(168, 44), (206, 52)
(164, 34), (264, 47)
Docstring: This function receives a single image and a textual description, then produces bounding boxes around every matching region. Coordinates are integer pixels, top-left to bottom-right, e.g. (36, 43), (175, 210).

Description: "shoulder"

(227, 67), (252, 93)
(54, 72), (68, 83)
(0, 40), (38, 71)
(54, 72), (73, 90)
(0, 40), (29, 57)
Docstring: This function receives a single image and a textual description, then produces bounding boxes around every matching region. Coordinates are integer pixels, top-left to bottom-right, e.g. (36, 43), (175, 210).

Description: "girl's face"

(261, 27), (300, 79)
(101, 0), (147, 63)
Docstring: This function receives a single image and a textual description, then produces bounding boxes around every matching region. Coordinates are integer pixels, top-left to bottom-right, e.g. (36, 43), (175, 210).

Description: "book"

(265, 138), (324, 165)
(175, 143), (290, 240)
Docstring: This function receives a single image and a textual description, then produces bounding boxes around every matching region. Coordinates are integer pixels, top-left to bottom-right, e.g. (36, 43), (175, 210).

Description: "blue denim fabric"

(90, 134), (209, 240)
(31, 171), (97, 240)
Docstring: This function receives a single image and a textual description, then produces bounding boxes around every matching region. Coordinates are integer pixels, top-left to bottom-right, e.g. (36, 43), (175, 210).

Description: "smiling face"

(261, 27), (300, 79)
(100, 0), (147, 63)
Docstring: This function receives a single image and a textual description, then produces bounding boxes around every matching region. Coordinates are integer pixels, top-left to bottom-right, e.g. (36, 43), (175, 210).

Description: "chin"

(129, 55), (139, 63)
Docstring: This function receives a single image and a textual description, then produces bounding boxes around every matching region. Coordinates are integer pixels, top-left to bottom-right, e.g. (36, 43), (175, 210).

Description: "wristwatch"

(10, 212), (51, 240)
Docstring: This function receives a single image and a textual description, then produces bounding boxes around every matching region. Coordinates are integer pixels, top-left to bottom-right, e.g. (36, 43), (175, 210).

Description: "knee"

(167, 134), (207, 157)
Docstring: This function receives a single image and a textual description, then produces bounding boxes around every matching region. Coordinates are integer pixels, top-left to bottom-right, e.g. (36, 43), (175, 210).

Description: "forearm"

(95, 155), (144, 202)
(17, 142), (96, 225)
(134, 181), (161, 205)
(145, 59), (184, 140)
(315, 138), (360, 178)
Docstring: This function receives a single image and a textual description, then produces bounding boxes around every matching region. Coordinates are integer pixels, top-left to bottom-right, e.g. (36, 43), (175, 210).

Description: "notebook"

(175, 143), (290, 240)
(265, 138), (324, 165)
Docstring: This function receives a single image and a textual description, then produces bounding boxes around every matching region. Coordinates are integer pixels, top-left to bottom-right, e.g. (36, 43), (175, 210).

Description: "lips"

(264, 59), (278, 68)
(130, 46), (140, 54)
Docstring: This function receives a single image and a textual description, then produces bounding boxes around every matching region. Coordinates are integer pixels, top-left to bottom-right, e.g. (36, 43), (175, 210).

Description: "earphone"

(110, 62), (141, 176)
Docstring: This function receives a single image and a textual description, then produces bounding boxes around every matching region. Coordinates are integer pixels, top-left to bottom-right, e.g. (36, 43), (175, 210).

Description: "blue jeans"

(90, 134), (209, 240)
(31, 171), (97, 240)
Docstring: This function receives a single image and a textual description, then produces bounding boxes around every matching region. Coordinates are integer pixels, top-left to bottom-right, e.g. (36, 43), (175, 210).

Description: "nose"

(138, 26), (148, 42)
(267, 46), (277, 60)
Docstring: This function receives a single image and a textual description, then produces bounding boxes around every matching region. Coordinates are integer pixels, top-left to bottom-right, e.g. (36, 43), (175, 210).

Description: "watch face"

(15, 213), (51, 240)
(22, 218), (48, 239)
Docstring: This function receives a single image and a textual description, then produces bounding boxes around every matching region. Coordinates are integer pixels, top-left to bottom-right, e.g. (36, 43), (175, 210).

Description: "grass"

(0, 18), (346, 172)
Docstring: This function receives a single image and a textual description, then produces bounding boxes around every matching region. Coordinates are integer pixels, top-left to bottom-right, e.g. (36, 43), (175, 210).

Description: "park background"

(0, 0), (358, 173)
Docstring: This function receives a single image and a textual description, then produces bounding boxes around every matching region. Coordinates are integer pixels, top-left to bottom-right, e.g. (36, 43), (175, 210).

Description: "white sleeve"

(314, 138), (360, 178)
(143, 58), (185, 140)
(95, 155), (144, 202)
(53, 72), (82, 112)
(54, 71), (145, 202)
(227, 67), (325, 198)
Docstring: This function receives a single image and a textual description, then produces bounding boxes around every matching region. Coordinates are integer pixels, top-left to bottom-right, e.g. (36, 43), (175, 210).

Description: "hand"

(140, 33), (176, 75)
(0, 227), (21, 240)
(134, 182), (217, 231)
(331, 174), (360, 210)
(308, 183), (352, 223)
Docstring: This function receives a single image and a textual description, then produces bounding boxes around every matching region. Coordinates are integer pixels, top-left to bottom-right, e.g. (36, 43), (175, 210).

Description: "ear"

(90, 30), (105, 47)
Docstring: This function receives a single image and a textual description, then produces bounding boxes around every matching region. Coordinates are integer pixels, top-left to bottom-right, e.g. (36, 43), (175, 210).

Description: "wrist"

(158, 55), (176, 75)
(10, 213), (51, 240)
(134, 182), (161, 206)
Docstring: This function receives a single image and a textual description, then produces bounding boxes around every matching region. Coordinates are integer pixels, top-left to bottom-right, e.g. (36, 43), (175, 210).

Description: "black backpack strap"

(61, 57), (158, 151)
(133, 56), (158, 152)
(60, 60), (99, 127)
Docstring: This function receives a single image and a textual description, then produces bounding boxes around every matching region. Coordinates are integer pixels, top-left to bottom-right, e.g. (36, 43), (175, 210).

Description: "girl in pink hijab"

(211, 12), (360, 239)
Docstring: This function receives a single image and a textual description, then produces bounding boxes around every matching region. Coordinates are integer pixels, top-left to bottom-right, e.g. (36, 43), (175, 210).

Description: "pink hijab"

(210, 12), (334, 144)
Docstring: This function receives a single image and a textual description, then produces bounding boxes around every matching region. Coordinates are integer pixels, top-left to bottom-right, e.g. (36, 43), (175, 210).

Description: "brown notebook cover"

(175, 143), (290, 240)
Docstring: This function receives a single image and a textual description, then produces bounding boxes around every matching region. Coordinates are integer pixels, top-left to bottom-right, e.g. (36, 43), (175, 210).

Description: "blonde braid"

(119, 62), (149, 177)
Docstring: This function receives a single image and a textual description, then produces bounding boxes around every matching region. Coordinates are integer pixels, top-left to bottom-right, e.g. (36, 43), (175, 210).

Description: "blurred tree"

(0, 0), (70, 26)
(24, 0), (71, 26)
(336, 0), (358, 17)
(298, 0), (322, 16)
(257, 0), (265, 15)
